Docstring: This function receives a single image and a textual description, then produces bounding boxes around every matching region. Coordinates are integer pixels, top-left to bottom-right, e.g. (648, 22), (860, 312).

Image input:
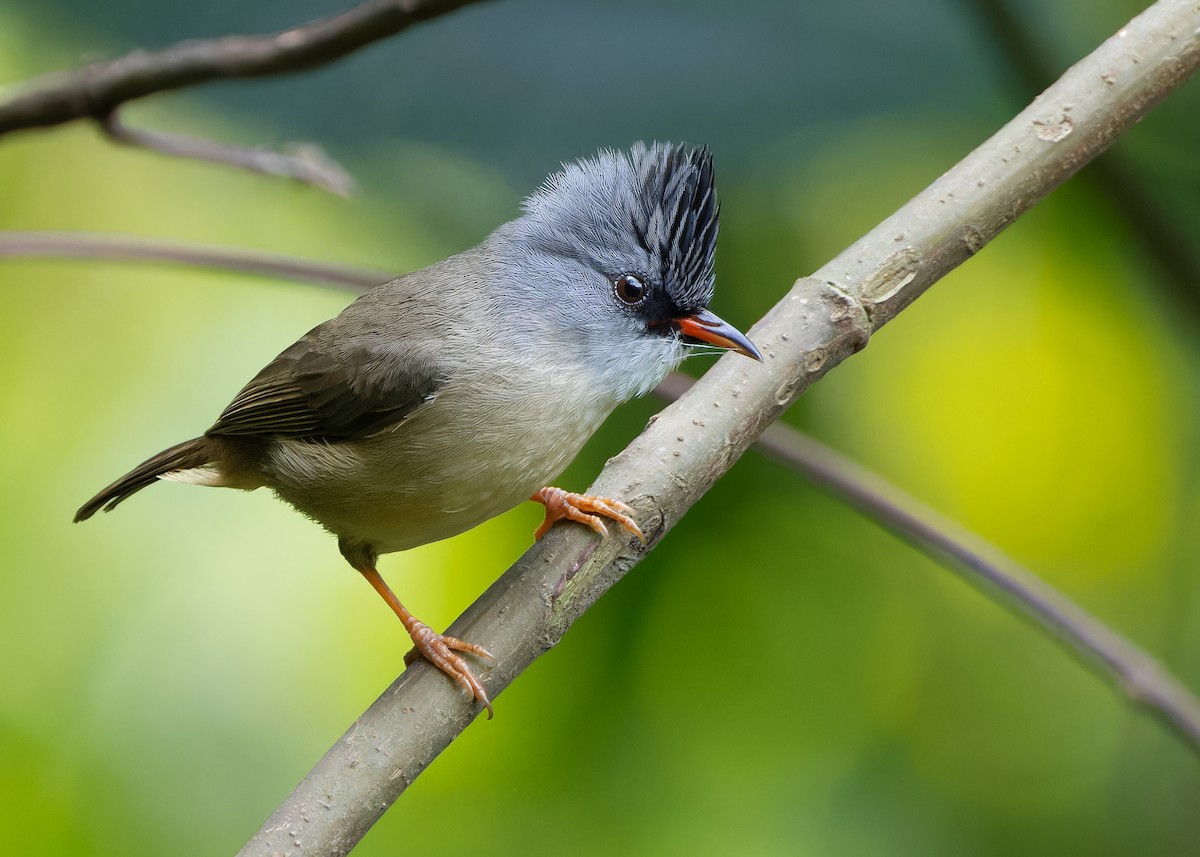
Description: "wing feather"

(207, 336), (443, 442)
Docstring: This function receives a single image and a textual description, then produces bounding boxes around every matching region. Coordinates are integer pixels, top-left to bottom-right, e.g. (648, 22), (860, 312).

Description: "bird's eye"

(613, 274), (648, 306)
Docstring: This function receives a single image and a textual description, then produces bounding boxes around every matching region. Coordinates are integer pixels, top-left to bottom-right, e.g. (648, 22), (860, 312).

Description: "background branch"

(0, 0), (486, 189)
(99, 109), (357, 195)
(0, 230), (387, 290)
(0, 0), (489, 136)
(659, 373), (1200, 753)
(222, 1), (1200, 853)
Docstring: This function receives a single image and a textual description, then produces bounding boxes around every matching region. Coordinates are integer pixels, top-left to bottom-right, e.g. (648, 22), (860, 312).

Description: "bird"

(74, 141), (761, 717)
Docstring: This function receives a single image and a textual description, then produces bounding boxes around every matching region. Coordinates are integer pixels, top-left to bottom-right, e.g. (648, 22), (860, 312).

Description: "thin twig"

(224, 2), (1200, 853)
(0, 231), (388, 290)
(659, 373), (1200, 752)
(99, 109), (357, 196)
(0, 0), (490, 136)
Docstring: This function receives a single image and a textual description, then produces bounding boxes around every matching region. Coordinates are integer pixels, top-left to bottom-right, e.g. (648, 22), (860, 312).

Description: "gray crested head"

(476, 142), (754, 406)
(514, 142), (719, 319)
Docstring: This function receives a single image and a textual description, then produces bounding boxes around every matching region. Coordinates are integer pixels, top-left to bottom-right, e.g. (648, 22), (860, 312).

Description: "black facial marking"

(626, 142), (718, 315)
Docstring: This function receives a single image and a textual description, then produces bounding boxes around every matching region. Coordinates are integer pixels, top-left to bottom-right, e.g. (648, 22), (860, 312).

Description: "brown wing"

(207, 337), (444, 442)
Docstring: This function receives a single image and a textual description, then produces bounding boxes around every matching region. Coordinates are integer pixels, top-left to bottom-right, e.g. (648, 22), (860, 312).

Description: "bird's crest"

(520, 142), (719, 311)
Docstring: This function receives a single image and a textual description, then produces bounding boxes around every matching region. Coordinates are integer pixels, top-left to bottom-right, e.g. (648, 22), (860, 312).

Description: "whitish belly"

(262, 385), (614, 553)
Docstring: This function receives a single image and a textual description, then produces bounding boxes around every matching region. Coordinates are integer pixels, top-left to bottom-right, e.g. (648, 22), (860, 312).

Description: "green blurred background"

(3, 0), (1199, 853)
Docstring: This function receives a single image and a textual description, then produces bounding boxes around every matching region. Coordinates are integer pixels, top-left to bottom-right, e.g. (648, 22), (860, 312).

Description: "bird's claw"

(531, 486), (645, 544)
(405, 622), (495, 719)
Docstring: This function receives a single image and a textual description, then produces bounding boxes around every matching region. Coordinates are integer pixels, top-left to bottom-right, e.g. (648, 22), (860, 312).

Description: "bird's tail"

(74, 437), (212, 522)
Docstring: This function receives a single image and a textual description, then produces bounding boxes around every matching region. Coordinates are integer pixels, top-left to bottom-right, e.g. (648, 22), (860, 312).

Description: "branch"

(11, 227), (1198, 751)
(967, 0), (1200, 312)
(658, 373), (1200, 752)
(0, 231), (388, 291)
(0, 0), (490, 136)
(99, 109), (357, 195)
(230, 1), (1200, 853)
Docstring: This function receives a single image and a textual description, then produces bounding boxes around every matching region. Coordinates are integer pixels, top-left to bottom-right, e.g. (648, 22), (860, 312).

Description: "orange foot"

(531, 486), (645, 544)
(355, 561), (496, 718)
(403, 620), (497, 718)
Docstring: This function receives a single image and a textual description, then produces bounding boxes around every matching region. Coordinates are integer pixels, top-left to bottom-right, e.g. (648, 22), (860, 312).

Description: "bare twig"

(99, 109), (357, 195)
(0, 230), (389, 290)
(659, 373), (1200, 752)
(224, 2), (1200, 853)
(0, 0), (490, 136)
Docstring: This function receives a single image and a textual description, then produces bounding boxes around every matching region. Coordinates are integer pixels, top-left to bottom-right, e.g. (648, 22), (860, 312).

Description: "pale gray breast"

(263, 353), (617, 553)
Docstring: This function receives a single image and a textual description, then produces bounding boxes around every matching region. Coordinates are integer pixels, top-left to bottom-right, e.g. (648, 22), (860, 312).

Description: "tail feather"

(74, 438), (212, 522)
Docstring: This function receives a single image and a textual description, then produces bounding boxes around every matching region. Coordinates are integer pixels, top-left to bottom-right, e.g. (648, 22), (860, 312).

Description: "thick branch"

(968, 0), (1200, 312)
(0, 0), (489, 136)
(234, 1), (1200, 854)
(10, 227), (1197, 750)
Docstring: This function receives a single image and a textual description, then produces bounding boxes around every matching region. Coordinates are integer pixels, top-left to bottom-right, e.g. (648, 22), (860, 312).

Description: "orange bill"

(675, 308), (762, 361)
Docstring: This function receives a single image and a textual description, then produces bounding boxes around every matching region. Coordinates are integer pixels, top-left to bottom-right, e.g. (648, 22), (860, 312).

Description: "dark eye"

(613, 273), (648, 306)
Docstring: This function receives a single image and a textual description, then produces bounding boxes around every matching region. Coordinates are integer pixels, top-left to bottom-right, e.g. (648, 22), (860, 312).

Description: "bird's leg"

(343, 544), (495, 718)
(531, 487), (645, 544)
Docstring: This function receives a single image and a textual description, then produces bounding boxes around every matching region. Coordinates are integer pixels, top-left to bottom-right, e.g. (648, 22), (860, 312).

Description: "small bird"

(75, 142), (760, 716)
